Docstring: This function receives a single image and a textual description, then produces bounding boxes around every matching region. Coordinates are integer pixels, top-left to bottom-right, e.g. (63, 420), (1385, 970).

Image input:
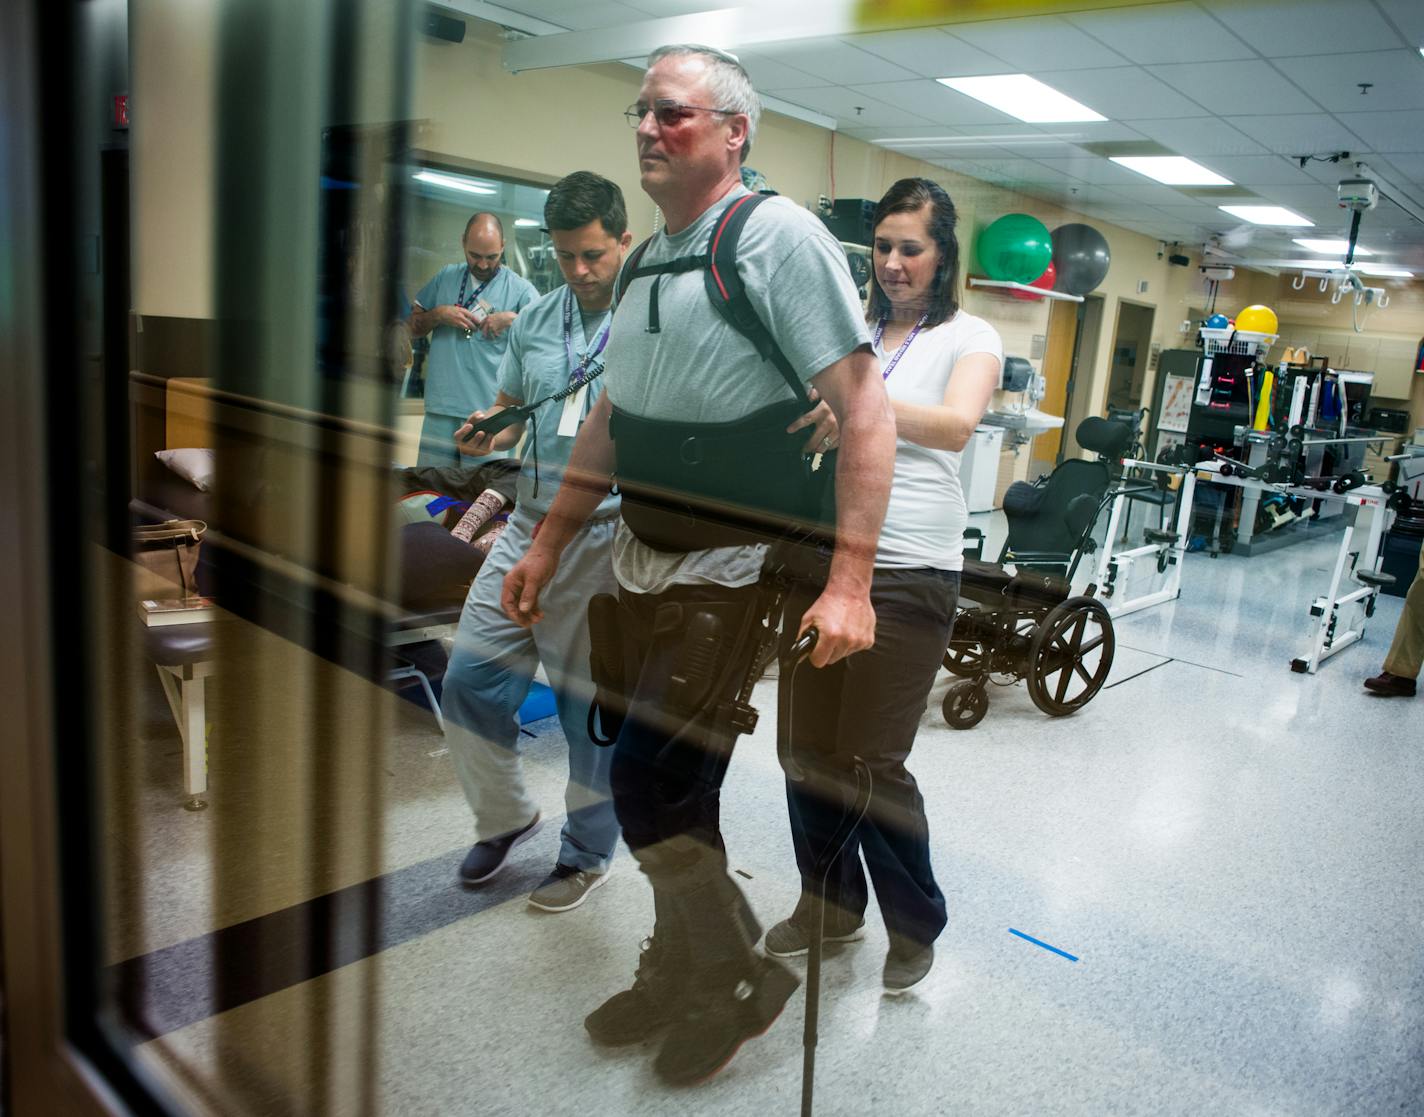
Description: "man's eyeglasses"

(624, 98), (737, 129)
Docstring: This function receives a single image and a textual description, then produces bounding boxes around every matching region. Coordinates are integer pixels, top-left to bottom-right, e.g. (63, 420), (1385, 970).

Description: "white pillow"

(155, 448), (215, 492)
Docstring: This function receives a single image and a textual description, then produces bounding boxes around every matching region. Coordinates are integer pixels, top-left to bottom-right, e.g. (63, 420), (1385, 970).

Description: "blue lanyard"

(562, 287), (612, 388)
(457, 266), (496, 310)
(873, 314), (927, 381)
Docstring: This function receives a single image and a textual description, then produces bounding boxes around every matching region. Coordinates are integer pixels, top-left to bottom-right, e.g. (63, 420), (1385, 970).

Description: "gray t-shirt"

(604, 185), (871, 593)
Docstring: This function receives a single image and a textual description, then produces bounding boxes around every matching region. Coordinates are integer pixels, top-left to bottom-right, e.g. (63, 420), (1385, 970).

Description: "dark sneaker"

(528, 863), (611, 913)
(458, 814), (542, 884)
(652, 957), (800, 1086)
(585, 935), (684, 1046)
(1364, 671), (1417, 697)
(762, 915), (865, 958)
(882, 941), (934, 996)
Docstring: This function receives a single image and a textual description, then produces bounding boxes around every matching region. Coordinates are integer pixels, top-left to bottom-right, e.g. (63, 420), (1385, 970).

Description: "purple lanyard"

(562, 287), (612, 388)
(873, 314), (927, 381)
(456, 266), (495, 310)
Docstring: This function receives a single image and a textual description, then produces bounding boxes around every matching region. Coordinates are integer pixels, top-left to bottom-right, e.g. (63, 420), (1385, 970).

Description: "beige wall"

(130, 0), (218, 319)
(131, 11), (1423, 439)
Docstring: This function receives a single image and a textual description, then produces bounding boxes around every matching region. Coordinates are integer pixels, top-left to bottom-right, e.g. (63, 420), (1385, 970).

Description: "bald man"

(409, 213), (538, 466)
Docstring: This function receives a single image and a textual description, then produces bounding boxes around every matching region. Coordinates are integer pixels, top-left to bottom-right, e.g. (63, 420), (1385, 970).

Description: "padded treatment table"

(144, 620), (219, 811)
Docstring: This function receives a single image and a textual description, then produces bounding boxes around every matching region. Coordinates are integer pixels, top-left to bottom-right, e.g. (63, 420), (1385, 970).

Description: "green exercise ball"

(976, 213), (1053, 284)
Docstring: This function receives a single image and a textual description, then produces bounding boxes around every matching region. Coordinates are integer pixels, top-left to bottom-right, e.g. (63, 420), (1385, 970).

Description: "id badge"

(557, 385), (588, 438)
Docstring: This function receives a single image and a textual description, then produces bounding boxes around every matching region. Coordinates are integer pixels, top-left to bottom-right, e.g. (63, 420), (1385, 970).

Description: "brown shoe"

(1364, 671), (1417, 697)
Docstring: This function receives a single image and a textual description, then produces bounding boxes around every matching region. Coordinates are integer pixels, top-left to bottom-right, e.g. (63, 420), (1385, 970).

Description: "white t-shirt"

(874, 309), (1003, 571)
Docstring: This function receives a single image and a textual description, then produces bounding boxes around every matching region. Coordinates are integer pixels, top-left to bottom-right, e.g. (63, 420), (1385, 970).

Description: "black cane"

(787, 630), (874, 1117)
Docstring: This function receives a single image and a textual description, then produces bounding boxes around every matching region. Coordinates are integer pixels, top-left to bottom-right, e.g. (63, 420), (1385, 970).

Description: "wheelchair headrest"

(1076, 416), (1132, 460)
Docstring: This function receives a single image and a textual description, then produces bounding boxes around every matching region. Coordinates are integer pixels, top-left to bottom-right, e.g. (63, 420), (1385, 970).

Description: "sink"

(982, 408), (1066, 436)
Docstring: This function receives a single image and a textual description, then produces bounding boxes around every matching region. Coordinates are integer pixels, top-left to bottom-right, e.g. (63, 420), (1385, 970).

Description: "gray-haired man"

(502, 44), (895, 1085)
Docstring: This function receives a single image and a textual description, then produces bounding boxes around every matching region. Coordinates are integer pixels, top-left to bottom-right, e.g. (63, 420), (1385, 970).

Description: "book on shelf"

(138, 596), (216, 626)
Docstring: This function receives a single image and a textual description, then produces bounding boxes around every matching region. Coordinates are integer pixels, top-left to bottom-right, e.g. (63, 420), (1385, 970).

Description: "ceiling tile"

(1200, 0), (1403, 56)
(1372, 152), (1424, 180)
(1034, 155), (1150, 185)
(1202, 154), (1329, 185)
(1235, 182), (1347, 211)
(769, 86), (929, 128)
(1373, 0), (1424, 44)
(758, 37), (908, 86)
(1333, 109), (1424, 151)
(1222, 113), (1366, 154)
(951, 15), (1129, 71)
(503, 0), (644, 29)
(1106, 181), (1209, 205)
(1152, 60), (1323, 115)
(1066, 2), (1257, 64)
(1034, 66), (1209, 120)
(950, 158), (1085, 185)
(850, 79), (1022, 126)
(1288, 50), (1424, 112)
(845, 27), (1008, 79)
(736, 50), (829, 92)
(1127, 116), (1269, 156)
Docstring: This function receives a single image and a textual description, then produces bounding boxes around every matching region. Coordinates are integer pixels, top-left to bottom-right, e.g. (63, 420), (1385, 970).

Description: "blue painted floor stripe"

(1009, 928), (1079, 962)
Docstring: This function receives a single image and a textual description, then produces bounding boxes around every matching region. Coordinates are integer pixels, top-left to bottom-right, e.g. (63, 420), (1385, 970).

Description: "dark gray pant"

(778, 567), (958, 949)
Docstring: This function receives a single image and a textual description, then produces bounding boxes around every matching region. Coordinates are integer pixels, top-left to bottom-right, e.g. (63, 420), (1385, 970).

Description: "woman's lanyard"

(872, 314), (927, 381)
(562, 287), (612, 388)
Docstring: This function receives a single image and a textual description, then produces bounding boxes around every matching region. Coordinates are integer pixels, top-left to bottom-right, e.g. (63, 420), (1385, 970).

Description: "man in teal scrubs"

(409, 212), (538, 466)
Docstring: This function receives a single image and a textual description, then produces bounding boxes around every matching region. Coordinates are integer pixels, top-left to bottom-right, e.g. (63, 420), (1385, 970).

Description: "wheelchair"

(941, 417), (1132, 730)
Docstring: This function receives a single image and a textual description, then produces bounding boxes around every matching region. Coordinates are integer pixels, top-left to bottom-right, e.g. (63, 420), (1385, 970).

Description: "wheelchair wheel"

(943, 639), (988, 678)
(1025, 596), (1114, 717)
(942, 679), (988, 730)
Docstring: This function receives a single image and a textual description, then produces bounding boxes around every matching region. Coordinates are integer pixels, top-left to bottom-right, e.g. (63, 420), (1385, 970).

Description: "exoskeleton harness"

(586, 192), (841, 761)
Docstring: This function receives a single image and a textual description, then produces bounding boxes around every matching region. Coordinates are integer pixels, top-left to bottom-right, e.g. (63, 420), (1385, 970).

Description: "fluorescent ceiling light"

(1292, 237), (1374, 256)
(1218, 204), (1313, 226)
(413, 170), (496, 195)
(936, 74), (1105, 123)
(873, 134), (1082, 148)
(1110, 156), (1232, 186)
(1360, 264), (1413, 278)
(513, 218), (541, 228)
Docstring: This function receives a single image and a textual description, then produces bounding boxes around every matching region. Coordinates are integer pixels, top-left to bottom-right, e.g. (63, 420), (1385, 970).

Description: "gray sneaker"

(763, 915), (865, 958)
(882, 942), (934, 995)
(528, 863), (611, 913)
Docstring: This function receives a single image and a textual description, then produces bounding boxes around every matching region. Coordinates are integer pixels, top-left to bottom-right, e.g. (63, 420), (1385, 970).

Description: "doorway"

(1033, 297), (1079, 474)
(1106, 301), (1157, 416)
(1060, 294), (1105, 461)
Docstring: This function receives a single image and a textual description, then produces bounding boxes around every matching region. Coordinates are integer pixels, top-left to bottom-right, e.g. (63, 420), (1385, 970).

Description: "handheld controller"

(459, 405), (535, 442)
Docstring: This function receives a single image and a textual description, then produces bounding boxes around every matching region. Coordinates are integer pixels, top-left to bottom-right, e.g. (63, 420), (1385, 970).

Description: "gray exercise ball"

(1051, 224), (1111, 296)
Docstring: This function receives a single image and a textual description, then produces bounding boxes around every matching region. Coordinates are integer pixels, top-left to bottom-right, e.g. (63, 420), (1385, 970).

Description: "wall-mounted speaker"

(422, 9), (466, 43)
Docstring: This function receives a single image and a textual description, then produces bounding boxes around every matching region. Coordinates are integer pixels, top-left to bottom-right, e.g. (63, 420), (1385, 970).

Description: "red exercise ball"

(1010, 260), (1057, 300)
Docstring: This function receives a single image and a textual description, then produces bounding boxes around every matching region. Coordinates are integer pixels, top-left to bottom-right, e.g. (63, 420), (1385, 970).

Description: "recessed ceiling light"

(1359, 264), (1413, 278)
(413, 170), (496, 195)
(1110, 156), (1232, 186)
(1292, 237), (1374, 256)
(513, 218), (541, 228)
(936, 74), (1106, 123)
(1219, 205), (1313, 226)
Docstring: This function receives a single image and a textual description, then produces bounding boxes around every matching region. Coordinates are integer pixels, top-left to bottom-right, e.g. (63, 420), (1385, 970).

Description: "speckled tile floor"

(118, 512), (1423, 1115)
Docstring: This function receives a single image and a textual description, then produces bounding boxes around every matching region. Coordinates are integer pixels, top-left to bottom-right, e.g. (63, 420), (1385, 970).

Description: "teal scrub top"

(496, 284), (619, 519)
(414, 263), (538, 417)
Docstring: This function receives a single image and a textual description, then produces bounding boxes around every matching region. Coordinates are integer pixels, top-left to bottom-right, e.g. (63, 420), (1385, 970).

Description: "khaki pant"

(1383, 544), (1424, 680)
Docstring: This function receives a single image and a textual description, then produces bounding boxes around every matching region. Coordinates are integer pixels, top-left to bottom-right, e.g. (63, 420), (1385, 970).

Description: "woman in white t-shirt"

(769, 178), (1001, 995)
